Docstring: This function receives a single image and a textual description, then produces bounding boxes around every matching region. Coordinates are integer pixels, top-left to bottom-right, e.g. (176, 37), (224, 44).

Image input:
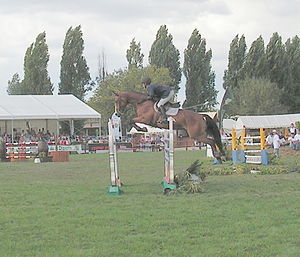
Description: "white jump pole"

(161, 117), (176, 192)
(108, 119), (122, 194)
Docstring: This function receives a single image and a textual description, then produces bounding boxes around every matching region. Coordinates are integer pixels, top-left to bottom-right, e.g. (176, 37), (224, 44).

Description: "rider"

(141, 77), (174, 123)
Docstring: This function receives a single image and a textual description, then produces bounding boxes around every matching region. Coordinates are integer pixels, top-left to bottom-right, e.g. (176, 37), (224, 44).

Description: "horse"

(114, 91), (225, 161)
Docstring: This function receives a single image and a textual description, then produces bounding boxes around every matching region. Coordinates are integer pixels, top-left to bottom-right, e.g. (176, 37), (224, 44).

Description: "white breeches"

(157, 90), (174, 108)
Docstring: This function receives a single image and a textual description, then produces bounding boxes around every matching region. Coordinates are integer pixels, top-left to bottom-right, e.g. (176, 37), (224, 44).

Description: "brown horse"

(114, 91), (225, 161)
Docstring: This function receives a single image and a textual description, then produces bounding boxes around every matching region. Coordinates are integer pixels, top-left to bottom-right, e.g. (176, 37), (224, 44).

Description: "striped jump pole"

(260, 128), (269, 165)
(107, 119), (122, 195)
(161, 117), (176, 192)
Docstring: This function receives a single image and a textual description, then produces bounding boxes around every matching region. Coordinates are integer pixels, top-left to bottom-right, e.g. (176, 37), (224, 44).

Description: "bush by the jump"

(173, 160), (205, 194)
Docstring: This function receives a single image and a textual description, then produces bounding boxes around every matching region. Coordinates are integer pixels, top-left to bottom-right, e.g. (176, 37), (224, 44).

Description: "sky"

(0, 0), (299, 105)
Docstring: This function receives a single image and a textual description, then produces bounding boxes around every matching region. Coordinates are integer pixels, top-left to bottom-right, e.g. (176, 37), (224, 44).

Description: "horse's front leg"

(195, 136), (222, 163)
(132, 117), (149, 132)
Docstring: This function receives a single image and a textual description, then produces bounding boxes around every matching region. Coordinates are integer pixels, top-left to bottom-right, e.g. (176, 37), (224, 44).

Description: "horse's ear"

(112, 91), (119, 96)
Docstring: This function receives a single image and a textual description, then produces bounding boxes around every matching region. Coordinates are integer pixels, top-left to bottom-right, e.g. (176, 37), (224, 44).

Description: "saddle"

(154, 101), (180, 116)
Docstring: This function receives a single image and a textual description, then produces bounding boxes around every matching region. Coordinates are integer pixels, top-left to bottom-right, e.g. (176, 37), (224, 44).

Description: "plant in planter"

(37, 152), (52, 162)
(172, 160), (205, 194)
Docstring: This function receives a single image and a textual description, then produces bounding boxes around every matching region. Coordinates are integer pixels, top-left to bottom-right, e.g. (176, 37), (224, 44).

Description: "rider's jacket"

(146, 84), (171, 99)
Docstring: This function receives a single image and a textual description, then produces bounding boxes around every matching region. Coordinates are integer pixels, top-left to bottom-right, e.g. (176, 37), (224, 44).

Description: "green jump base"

(107, 185), (123, 195)
(161, 180), (177, 192)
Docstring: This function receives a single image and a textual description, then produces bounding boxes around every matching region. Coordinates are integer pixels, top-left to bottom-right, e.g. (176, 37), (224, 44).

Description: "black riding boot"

(159, 106), (168, 123)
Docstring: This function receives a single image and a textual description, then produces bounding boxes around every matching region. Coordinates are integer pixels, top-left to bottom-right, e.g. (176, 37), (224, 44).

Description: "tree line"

(222, 33), (300, 118)
(7, 26), (92, 102)
(7, 24), (300, 133)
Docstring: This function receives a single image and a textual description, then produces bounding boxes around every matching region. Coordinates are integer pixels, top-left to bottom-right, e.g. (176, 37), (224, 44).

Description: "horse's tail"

(204, 115), (225, 156)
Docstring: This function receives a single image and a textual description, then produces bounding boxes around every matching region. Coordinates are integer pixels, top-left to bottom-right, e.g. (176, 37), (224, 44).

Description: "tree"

(223, 35), (246, 90)
(149, 25), (181, 92)
(89, 66), (171, 134)
(243, 36), (267, 79)
(59, 25), (92, 101)
(7, 73), (22, 95)
(284, 36), (300, 112)
(183, 29), (217, 111)
(126, 38), (144, 69)
(265, 32), (286, 89)
(228, 77), (287, 115)
(221, 35), (246, 117)
(21, 32), (53, 94)
(96, 50), (108, 83)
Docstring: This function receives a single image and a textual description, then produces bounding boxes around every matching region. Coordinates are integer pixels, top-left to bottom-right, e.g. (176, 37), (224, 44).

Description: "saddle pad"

(166, 107), (179, 116)
(154, 102), (180, 116)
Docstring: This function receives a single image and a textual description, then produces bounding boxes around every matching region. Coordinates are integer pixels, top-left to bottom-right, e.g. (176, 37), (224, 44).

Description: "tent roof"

(235, 113), (300, 129)
(0, 95), (101, 120)
(222, 119), (236, 133)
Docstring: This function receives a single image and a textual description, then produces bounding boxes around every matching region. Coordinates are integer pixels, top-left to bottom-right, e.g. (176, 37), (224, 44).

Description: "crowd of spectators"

(1, 128), (54, 144)
(266, 123), (300, 157)
(0, 127), (99, 146)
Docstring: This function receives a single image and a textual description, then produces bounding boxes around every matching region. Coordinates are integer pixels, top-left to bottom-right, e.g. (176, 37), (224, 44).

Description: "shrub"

(173, 160), (205, 194)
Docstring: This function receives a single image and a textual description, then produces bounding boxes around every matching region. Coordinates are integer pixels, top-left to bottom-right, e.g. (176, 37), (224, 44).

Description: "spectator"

(294, 130), (300, 150)
(289, 123), (297, 134)
(266, 132), (273, 147)
(278, 131), (286, 145)
(288, 133), (297, 150)
(272, 130), (281, 158)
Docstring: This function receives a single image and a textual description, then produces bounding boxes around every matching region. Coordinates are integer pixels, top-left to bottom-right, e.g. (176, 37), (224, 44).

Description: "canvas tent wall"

(0, 95), (101, 138)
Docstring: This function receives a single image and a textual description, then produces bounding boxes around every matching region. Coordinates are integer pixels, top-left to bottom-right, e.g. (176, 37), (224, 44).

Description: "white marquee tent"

(235, 113), (300, 130)
(222, 113), (300, 134)
(0, 95), (101, 138)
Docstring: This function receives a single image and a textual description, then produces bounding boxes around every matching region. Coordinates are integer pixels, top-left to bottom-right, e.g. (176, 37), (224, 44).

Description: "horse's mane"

(120, 91), (148, 103)
(123, 91), (147, 97)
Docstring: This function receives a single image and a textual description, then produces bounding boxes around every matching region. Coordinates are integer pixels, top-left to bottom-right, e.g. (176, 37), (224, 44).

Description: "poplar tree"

(221, 35), (246, 117)
(284, 36), (300, 112)
(7, 73), (22, 95)
(265, 32), (286, 89)
(243, 36), (267, 79)
(126, 38), (144, 69)
(223, 35), (246, 90)
(149, 25), (181, 92)
(183, 29), (217, 111)
(59, 25), (92, 101)
(96, 50), (108, 83)
(21, 32), (53, 94)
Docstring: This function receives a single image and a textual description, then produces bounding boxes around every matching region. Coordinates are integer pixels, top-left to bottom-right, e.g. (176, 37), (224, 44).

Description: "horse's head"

(113, 91), (148, 116)
(113, 91), (128, 117)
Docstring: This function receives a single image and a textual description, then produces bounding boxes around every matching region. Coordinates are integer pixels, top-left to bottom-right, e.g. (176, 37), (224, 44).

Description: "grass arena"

(1, 150), (300, 257)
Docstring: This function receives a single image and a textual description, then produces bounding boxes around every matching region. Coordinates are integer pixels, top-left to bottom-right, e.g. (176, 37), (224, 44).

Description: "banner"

(48, 144), (82, 152)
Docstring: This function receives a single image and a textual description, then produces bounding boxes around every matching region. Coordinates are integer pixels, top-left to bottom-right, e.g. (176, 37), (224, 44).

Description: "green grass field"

(1, 151), (300, 257)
